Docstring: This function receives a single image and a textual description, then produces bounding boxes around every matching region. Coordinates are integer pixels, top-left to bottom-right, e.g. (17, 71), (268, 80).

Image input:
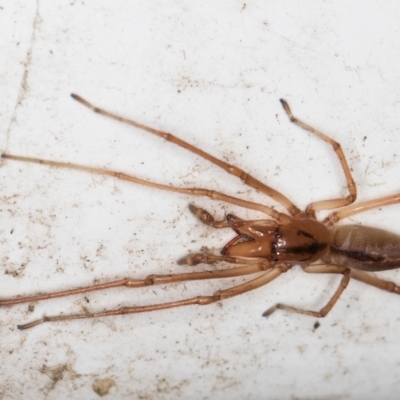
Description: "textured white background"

(1, 1), (400, 399)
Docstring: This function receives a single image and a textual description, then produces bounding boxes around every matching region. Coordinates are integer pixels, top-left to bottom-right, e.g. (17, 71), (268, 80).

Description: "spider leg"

(263, 264), (350, 318)
(70, 94), (302, 217)
(0, 263), (274, 308)
(323, 193), (400, 226)
(17, 264), (287, 329)
(2, 154), (292, 224)
(280, 99), (357, 217)
(350, 269), (400, 295)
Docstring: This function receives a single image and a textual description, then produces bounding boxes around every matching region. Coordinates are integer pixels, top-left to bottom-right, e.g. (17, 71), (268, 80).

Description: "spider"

(2, 95), (400, 329)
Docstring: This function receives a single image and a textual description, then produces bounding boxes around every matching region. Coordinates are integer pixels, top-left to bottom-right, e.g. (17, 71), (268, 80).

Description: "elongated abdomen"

(323, 225), (400, 271)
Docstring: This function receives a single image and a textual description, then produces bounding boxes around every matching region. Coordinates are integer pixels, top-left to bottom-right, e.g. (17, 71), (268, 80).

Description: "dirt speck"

(40, 363), (79, 391)
(92, 377), (116, 397)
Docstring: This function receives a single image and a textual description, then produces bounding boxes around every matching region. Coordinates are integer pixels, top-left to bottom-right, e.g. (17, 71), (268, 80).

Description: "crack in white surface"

(4, 0), (41, 148)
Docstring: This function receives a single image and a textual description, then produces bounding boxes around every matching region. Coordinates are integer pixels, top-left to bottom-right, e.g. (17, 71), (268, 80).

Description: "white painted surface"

(1, 1), (400, 399)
